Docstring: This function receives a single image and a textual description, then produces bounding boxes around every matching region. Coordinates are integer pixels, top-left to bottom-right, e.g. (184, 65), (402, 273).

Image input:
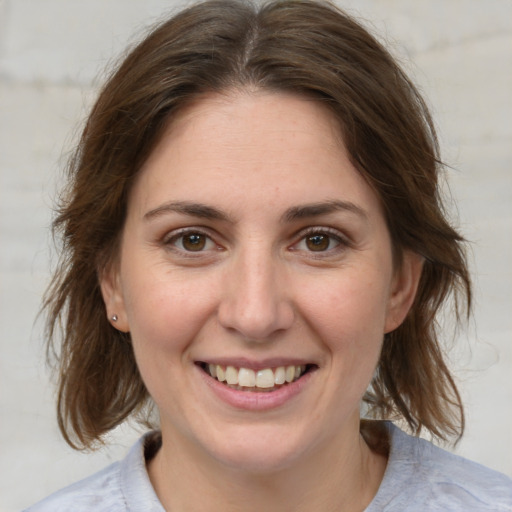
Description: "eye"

(304, 233), (335, 251)
(166, 230), (217, 252)
(292, 228), (345, 253)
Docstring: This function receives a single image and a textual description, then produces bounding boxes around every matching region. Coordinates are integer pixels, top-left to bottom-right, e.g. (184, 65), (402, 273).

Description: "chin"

(199, 425), (314, 474)
(214, 446), (303, 475)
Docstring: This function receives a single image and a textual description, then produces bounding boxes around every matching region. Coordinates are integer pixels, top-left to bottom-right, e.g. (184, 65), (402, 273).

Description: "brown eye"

(166, 229), (218, 254)
(182, 233), (207, 251)
(305, 234), (330, 251)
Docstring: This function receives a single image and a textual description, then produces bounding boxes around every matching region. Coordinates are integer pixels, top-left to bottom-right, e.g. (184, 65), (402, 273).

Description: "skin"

(101, 91), (423, 511)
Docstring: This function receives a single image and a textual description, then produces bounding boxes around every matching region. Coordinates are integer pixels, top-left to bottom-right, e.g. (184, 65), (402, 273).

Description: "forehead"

(155, 90), (345, 163)
(129, 91), (382, 221)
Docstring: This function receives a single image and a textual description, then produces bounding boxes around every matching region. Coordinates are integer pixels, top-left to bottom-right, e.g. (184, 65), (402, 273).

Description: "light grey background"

(1, 1), (511, 510)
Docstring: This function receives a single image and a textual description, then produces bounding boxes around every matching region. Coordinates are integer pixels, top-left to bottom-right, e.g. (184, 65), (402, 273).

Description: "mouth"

(197, 362), (317, 392)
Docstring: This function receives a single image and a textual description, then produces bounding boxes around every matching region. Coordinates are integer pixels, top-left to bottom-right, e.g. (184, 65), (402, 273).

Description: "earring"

(111, 314), (118, 322)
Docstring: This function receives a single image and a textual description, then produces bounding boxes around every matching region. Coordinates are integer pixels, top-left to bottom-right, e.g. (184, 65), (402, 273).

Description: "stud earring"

(111, 314), (118, 322)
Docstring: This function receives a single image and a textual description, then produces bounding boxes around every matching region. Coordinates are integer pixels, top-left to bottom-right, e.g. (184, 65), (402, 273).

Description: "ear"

(99, 263), (130, 333)
(384, 250), (424, 333)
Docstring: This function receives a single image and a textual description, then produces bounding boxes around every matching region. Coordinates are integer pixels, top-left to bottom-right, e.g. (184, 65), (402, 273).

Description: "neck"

(147, 420), (388, 512)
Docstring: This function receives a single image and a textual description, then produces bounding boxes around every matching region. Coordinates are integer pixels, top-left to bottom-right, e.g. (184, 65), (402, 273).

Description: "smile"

(199, 363), (314, 392)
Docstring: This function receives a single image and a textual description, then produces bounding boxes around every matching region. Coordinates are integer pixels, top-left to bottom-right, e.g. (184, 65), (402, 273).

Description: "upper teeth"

(208, 364), (306, 388)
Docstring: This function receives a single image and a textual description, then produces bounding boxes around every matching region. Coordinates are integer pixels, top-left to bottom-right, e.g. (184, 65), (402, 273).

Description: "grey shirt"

(25, 423), (512, 511)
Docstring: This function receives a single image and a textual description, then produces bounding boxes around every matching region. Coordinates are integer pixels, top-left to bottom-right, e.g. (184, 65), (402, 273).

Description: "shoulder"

(23, 460), (124, 512)
(412, 434), (512, 510)
(369, 423), (512, 511)
(23, 433), (164, 512)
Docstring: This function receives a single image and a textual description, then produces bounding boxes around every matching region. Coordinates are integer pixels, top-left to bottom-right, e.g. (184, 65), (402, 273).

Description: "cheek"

(121, 269), (222, 412)
(299, 272), (390, 393)
(122, 265), (219, 356)
(302, 273), (390, 346)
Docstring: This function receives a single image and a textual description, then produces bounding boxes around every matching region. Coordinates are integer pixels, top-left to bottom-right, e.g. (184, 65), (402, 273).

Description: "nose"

(217, 248), (295, 341)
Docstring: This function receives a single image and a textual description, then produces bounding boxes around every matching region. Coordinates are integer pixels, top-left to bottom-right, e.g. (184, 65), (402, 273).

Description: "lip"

(195, 362), (316, 411)
(197, 357), (315, 371)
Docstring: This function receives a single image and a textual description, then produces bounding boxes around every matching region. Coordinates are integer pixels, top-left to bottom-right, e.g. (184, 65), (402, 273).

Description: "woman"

(27, 0), (512, 510)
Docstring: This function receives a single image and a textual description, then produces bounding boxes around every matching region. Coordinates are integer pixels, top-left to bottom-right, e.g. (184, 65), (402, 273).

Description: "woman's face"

(102, 91), (420, 472)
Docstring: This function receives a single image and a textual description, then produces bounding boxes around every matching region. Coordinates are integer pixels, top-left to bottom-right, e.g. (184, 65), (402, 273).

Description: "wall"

(1, 1), (511, 510)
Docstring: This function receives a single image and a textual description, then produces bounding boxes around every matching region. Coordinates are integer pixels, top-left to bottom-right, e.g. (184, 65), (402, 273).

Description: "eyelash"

(163, 228), (221, 256)
(290, 226), (350, 256)
(162, 226), (350, 258)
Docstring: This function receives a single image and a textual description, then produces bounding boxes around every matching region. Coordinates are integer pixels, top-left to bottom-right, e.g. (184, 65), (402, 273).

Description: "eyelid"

(163, 226), (209, 243)
(160, 225), (351, 255)
(162, 226), (223, 254)
(296, 225), (350, 242)
(290, 226), (352, 253)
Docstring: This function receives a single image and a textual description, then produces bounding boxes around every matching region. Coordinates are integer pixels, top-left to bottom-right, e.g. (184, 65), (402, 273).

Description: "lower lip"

(196, 366), (314, 411)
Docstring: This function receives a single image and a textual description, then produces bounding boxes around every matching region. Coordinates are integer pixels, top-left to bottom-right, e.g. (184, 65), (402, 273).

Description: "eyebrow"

(282, 200), (367, 222)
(143, 199), (367, 223)
(144, 201), (230, 222)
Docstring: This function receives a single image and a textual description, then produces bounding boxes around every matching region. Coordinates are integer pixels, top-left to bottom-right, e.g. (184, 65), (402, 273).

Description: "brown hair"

(45, 0), (471, 450)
